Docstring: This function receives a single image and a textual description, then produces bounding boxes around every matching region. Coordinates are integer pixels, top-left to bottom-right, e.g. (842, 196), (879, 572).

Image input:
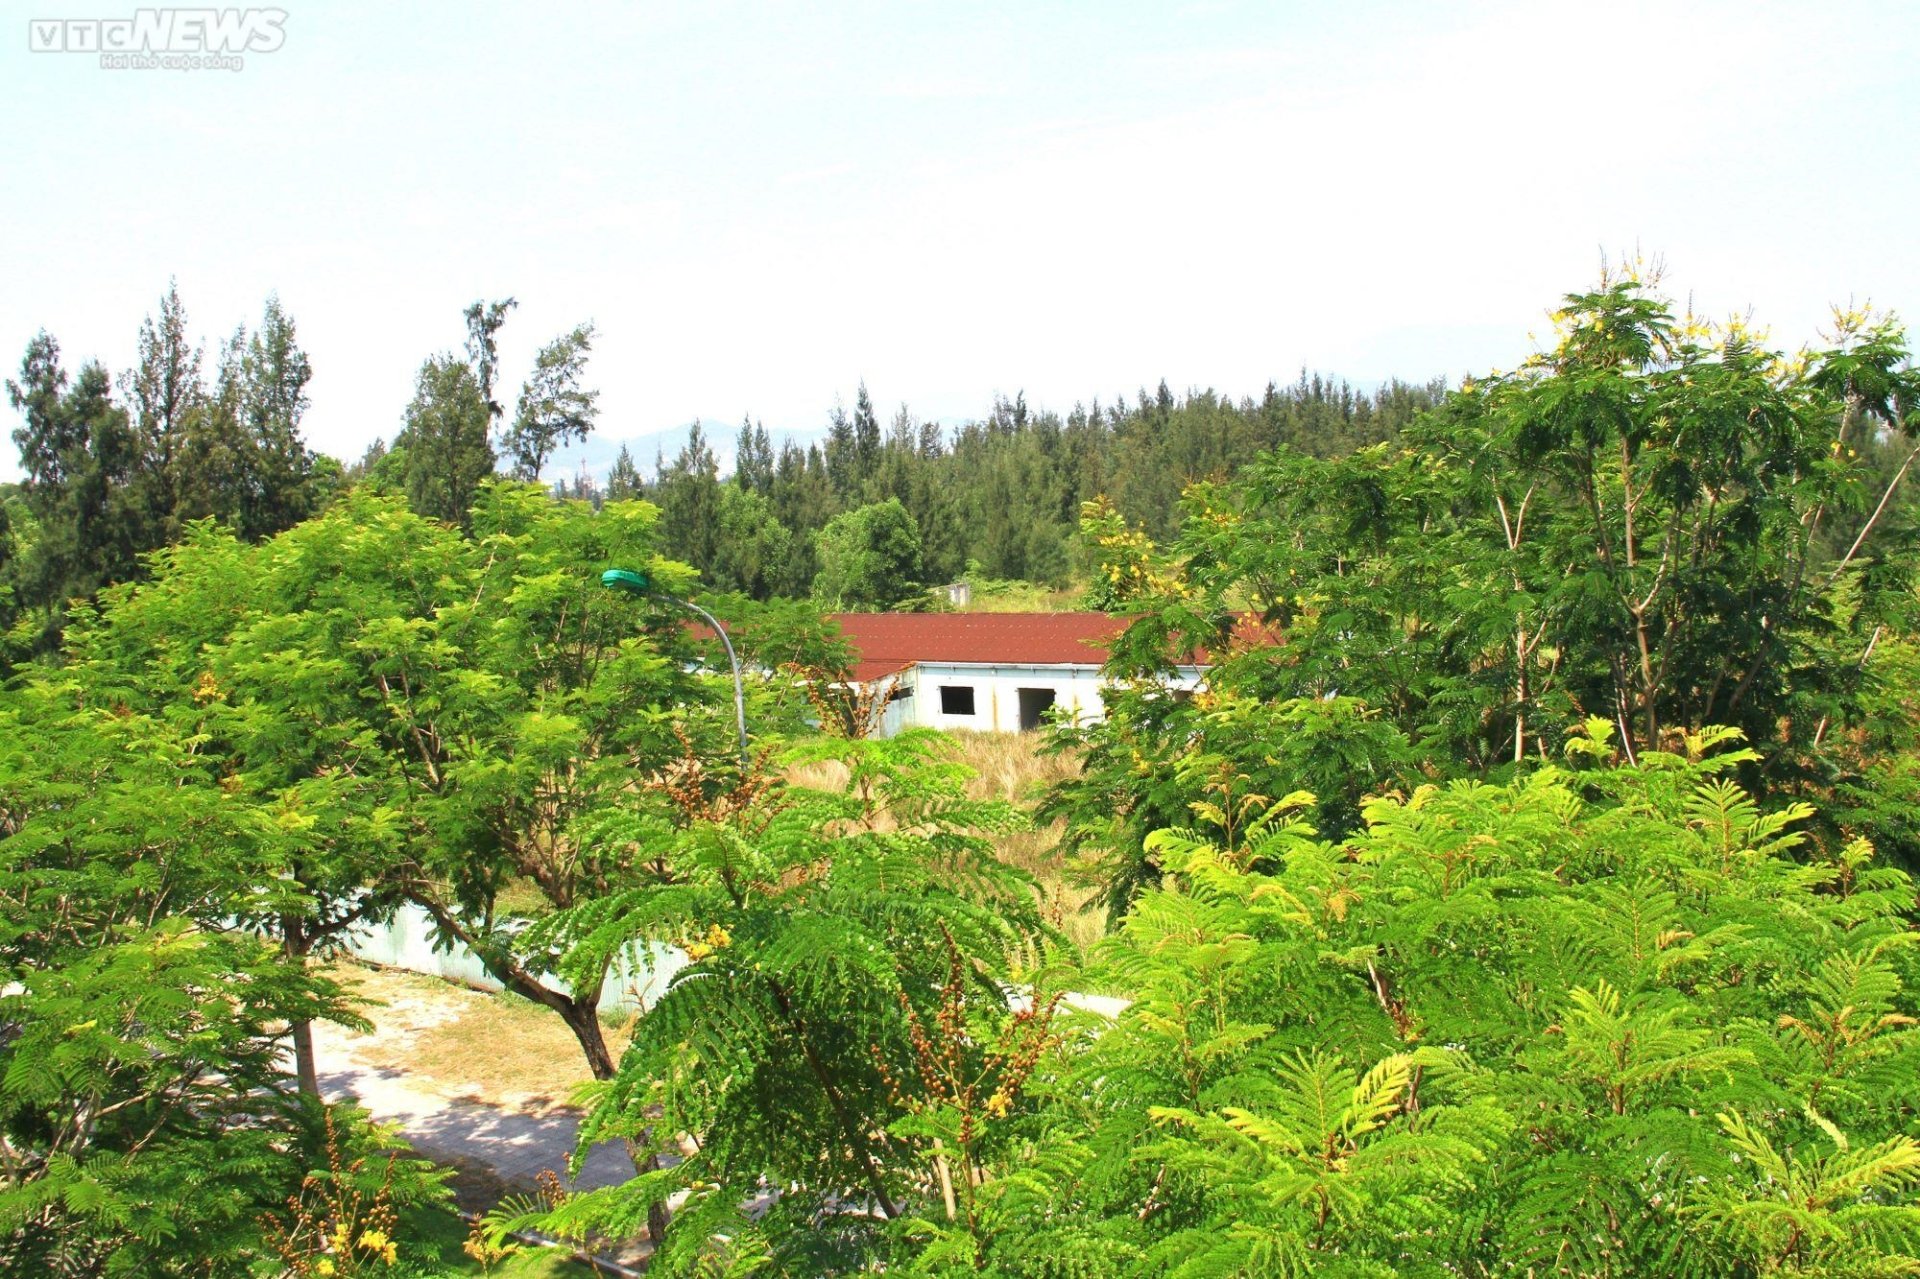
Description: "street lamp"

(600, 568), (751, 771)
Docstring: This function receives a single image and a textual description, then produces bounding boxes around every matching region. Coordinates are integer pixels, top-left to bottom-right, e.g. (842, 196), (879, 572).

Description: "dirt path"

(311, 963), (640, 1212)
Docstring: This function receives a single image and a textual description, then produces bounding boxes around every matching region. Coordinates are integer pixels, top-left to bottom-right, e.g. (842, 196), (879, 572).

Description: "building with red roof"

(825, 611), (1208, 735)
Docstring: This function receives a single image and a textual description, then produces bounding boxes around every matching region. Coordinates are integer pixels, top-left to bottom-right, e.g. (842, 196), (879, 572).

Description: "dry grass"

(953, 730), (1107, 949)
(952, 582), (1087, 612)
(788, 730), (1106, 949)
(322, 962), (630, 1113)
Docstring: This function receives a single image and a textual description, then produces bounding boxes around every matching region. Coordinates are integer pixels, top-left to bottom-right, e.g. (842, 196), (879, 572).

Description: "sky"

(3, 0), (1917, 480)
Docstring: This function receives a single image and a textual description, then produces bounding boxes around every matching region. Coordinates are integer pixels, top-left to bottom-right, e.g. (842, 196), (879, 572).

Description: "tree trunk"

(556, 998), (617, 1081)
(1513, 619), (1529, 765)
(409, 895), (673, 1245)
(556, 991), (671, 1246)
(282, 913), (320, 1098)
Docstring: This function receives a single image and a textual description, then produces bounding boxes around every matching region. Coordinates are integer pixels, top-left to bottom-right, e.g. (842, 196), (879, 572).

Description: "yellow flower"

(358, 1229), (390, 1252)
(704, 923), (731, 949)
(314, 1260), (337, 1277)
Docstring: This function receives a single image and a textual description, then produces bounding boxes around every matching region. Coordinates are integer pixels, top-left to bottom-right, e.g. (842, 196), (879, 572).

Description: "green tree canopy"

(0, 616), (444, 1274)
(1076, 275), (1920, 883)
(812, 497), (924, 610)
(397, 354), (494, 527)
(502, 320), (600, 481)
(942, 726), (1920, 1277)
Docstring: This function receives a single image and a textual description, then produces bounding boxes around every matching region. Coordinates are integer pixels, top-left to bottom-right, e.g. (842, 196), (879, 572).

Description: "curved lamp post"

(600, 568), (750, 771)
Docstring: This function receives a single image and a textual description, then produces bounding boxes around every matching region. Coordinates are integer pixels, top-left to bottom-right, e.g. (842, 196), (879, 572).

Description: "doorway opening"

(1017, 687), (1057, 731)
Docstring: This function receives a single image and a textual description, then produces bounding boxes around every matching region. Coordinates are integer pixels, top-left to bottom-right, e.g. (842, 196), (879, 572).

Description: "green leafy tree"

(55, 519), (421, 1097)
(709, 483), (792, 600)
(1045, 687), (1420, 918)
(397, 354), (494, 527)
(1078, 495), (1169, 610)
(948, 724), (1920, 1276)
(0, 652), (445, 1275)
(812, 497), (924, 610)
(1082, 273), (1920, 885)
(16, 483), (719, 1100)
(503, 732), (1045, 1274)
(695, 592), (862, 736)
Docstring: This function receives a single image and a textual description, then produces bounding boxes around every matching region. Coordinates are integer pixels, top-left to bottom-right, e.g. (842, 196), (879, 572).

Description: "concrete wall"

(870, 662), (1206, 737)
(340, 902), (686, 1017)
(909, 663), (1105, 733)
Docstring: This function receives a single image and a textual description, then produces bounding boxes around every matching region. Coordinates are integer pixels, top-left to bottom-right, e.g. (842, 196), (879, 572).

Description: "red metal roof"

(826, 612), (1130, 682)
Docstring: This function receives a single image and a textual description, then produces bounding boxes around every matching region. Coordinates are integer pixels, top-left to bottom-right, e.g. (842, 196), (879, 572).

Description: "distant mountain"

(543, 421), (830, 484)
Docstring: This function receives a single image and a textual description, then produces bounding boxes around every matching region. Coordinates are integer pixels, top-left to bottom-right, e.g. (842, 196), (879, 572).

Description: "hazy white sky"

(3, 1), (1916, 477)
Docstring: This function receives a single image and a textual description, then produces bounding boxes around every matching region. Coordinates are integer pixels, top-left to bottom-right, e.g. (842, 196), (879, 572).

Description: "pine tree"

(734, 416), (774, 494)
(607, 441), (644, 500)
(397, 353), (494, 527)
(916, 414), (943, 461)
(654, 421), (723, 576)
(8, 332), (76, 497)
(122, 278), (204, 543)
(237, 293), (316, 538)
(6, 337), (148, 640)
(770, 442), (837, 594)
(462, 296), (517, 424)
(502, 321), (599, 480)
(171, 326), (253, 529)
(825, 401), (857, 500)
(853, 380), (881, 484)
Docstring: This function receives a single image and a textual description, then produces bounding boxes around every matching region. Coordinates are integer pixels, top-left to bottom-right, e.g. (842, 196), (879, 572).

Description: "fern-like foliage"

(528, 730), (1049, 1274)
(950, 723), (1920, 1278)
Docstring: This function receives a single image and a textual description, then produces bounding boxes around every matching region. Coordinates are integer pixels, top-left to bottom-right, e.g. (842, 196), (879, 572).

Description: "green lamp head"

(600, 568), (652, 596)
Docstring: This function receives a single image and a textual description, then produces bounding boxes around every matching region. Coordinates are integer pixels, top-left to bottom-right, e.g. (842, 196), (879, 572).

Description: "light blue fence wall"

(340, 903), (687, 1017)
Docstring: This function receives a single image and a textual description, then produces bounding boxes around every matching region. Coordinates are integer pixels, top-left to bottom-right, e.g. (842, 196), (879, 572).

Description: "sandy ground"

(310, 962), (641, 1217)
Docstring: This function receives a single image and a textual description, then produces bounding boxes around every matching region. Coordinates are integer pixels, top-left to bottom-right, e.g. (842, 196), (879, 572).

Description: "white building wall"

(339, 902), (686, 1016)
(867, 662), (1206, 736)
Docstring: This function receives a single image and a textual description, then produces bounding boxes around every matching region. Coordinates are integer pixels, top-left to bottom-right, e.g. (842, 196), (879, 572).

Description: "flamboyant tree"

(0, 635), (446, 1275)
